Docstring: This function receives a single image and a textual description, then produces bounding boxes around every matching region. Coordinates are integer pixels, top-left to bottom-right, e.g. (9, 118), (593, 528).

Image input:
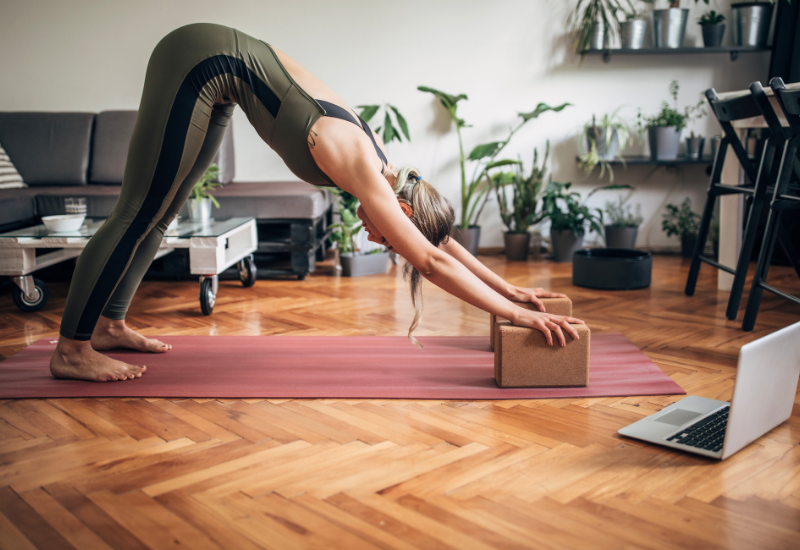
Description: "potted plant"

(577, 108), (633, 182)
(489, 143), (550, 261)
(619, 7), (648, 49)
(731, 1), (775, 47)
(418, 85), (570, 255)
(650, 0), (689, 48)
(541, 181), (605, 262)
(568, 0), (631, 54)
(686, 131), (705, 159)
(698, 9), (726, 47)
(328, 188), (390, 277)
(188, 163), (221, 222)
(604, 195), (643, 248)
(662, 197), (701, 257)
(638, 80), (705, 161)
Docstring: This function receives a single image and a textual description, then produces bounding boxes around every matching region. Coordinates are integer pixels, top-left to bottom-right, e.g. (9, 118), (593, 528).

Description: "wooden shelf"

(582, 45), (772, 63)
(576, 155), (713, 167)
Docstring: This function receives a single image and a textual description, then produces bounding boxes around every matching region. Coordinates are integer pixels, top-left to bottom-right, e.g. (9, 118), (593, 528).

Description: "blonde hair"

(393, 166), (455, 348)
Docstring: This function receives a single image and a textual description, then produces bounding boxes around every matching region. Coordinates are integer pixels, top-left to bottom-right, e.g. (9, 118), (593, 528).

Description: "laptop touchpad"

(654, 409), (702, 426)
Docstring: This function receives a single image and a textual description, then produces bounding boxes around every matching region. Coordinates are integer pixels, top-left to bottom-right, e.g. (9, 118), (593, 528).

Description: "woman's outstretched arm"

(438, 237), (565, 311)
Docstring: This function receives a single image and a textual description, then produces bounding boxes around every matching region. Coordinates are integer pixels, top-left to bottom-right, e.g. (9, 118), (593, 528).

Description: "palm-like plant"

(356, 104), (410, 145)
(489, 143), (550, 234)
(191, 163), (222, 208)
(418, 85), (570, 230)
(568, 0), (637, 55)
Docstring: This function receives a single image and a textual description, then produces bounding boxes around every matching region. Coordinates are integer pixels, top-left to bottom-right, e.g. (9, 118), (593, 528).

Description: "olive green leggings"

(59, 23), (329, 340)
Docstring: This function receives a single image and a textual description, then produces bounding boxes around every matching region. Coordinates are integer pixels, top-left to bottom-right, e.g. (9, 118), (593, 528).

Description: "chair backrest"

(706, 88), (764, 183)
(770, 78), (800, 133)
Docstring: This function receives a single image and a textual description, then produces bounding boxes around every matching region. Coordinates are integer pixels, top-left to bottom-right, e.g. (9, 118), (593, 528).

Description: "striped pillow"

(0, 142), (26, 189)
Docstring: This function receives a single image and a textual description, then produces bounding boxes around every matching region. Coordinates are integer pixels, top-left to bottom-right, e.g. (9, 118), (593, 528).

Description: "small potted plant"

(489, 144), (550, 261)
(328, 188), (390, 277)
(686, 131), (705, 159)
(652, 0), (689, 48)
(604, 195), (643, 248)
(188, 163), (221, 222)
(568, 0), (622, 53)
(662, 197), (701, 257)
(577, 108), (633, 182)
(541, 181), (604, 262)
(638, 80), (705, 161)
(619, 7), (647, 49)
(698, 9), (726, 47)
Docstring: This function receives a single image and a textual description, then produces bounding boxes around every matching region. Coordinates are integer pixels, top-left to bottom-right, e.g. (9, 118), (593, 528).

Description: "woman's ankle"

(56, 335), (92, 355)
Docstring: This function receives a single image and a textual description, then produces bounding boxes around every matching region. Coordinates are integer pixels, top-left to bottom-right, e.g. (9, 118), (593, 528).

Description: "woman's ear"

(398, 201), (413, 218)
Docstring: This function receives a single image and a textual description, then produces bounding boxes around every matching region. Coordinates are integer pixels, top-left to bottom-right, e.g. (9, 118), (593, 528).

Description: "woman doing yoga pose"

(49, 23), (584, 382)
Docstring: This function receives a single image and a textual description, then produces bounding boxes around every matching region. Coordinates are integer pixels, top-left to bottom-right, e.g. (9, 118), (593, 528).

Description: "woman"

(49, 23), (584, 382)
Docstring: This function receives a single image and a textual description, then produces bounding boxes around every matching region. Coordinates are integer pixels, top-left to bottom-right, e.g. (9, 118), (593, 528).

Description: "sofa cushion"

(0, 142), (26, 189)
(33, 185), (121, 218)
(90, 110), (236, 185)
(0, 112), (95, 186)
(203, 181), (332, 220)
(0, 187), (38, 230)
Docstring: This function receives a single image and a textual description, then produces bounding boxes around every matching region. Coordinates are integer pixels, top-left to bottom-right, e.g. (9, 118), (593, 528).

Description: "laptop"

(618, 321), (800, 460)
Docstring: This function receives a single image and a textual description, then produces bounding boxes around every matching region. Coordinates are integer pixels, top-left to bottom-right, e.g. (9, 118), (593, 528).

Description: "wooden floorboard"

(1, 254), (799, 549)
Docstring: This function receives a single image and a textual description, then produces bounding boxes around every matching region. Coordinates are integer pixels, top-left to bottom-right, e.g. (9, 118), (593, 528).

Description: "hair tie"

(414, 176), (422, 182)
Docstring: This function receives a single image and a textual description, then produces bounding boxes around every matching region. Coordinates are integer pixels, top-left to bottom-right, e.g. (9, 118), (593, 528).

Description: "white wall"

(1, 0), (770, 249)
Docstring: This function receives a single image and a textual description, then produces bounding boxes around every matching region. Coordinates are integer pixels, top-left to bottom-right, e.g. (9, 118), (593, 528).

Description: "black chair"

(742, 78), (800, 331)
(685, 83), (783, 322)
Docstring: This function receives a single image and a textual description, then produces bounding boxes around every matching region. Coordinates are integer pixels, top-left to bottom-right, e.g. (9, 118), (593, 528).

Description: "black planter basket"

(572, 248), (652, 290)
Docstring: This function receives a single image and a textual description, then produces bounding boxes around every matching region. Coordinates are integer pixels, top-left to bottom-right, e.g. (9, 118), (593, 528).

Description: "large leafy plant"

(356, 104), (410, 145)
(541, 181), (605, 236)
(489, 143), (550, 234)
(418, 85), (570, 229)
(638, 80), (705, 131)
(568, 0), (639, 55)
(191, 163), (221, 208)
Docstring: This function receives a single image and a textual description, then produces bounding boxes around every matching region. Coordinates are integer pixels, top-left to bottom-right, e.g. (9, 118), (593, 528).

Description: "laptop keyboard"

(666, 406), (729, 453)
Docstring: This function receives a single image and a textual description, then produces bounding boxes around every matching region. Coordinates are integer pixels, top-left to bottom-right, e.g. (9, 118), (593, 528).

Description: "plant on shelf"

(662, 197), (701, 257)
(568, 0), (637, 55)
(418, 85), (570, 255)
(698, 9), (726, 48)
(356, 103), (411, 145)
(188, 163), (222, 221)
(604, 194), (643, 248)
(488, 143), (550, 261)
(577, 108), (633, 181)
(326, 188), (389, 277)
(638, 80), (705, 161)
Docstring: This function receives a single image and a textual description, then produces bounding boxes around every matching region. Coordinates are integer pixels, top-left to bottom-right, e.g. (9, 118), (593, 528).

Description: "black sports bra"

(316, 99), (388, 173)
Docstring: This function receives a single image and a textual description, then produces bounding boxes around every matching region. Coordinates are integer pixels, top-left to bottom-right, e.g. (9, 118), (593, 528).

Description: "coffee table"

(0, 217), (258, 315)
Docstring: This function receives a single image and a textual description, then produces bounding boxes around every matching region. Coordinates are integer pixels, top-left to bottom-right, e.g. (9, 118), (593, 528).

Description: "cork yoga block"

(490, 296), (573, 351)
(494, 320), (590, 388)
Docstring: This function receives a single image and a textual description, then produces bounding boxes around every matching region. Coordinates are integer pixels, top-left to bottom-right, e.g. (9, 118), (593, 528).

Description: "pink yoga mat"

(0, 334), (684, 399)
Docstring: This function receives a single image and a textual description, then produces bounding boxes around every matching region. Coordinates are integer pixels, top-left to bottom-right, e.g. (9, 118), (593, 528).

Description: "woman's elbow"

(413, 250), (449, 278)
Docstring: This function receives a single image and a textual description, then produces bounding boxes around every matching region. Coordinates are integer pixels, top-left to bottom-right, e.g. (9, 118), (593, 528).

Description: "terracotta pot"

(504, 232), (531, 262)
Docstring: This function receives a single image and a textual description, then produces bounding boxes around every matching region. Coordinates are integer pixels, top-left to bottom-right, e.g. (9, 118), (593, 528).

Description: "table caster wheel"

(200, 277), (216, 315)
(238, 255), (257, 288)
(12, 277), (48, 312)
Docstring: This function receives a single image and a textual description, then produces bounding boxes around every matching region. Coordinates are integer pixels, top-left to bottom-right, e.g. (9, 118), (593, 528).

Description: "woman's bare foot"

(91, 316), (172, 353)
(50, 337), (146, 382)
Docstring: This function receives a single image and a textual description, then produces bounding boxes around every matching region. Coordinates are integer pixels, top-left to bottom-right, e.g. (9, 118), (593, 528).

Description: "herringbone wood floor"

(1, 254), (799, 550)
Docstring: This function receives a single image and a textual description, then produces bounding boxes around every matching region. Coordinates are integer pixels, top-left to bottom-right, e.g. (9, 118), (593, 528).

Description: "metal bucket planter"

(702, 24), (725, 47)
(648, 126), (682, 161)
(453, 225), (481, 256)
(686, 137), (705, 159)
(340, 251), (390, 277)
(550, 229), (584, 263)
(573, 249), (652, 290)
(604, 225), (638, 249)
(585, 127), (620, 161)
(188, 198), (212, 222)
(653, 8), (689, 48)
(588, 22), (607, 50)
(620, 20), (646, 49)
(732, 2), (774, 47)
(504, 232), (531, 262)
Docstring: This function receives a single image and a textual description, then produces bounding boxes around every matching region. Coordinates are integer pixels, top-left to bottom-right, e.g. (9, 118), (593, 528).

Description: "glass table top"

(0, 217), (254, 239)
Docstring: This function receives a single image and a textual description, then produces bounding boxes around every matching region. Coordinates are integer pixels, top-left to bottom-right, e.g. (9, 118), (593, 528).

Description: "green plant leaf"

(389, 105), (411, 141)
(519, 102), (572, 122)
(382, 111), (397, 144)
(468, 142), (502, 161)
(417, 86), (468, 111)
(485, 159), (522, 170)
(356, 105), (380, 122)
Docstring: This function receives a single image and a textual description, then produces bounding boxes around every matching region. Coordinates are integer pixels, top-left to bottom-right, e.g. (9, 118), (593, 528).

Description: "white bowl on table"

(42, 214), (86, 232)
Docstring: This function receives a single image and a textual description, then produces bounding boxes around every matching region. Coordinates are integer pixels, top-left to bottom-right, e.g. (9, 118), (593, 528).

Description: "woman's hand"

(511, 306), (584, 347)
(506, 286), (567, 313)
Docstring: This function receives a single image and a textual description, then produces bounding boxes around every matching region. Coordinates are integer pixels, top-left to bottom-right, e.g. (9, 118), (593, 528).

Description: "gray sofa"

(0, 111), (333, 278)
